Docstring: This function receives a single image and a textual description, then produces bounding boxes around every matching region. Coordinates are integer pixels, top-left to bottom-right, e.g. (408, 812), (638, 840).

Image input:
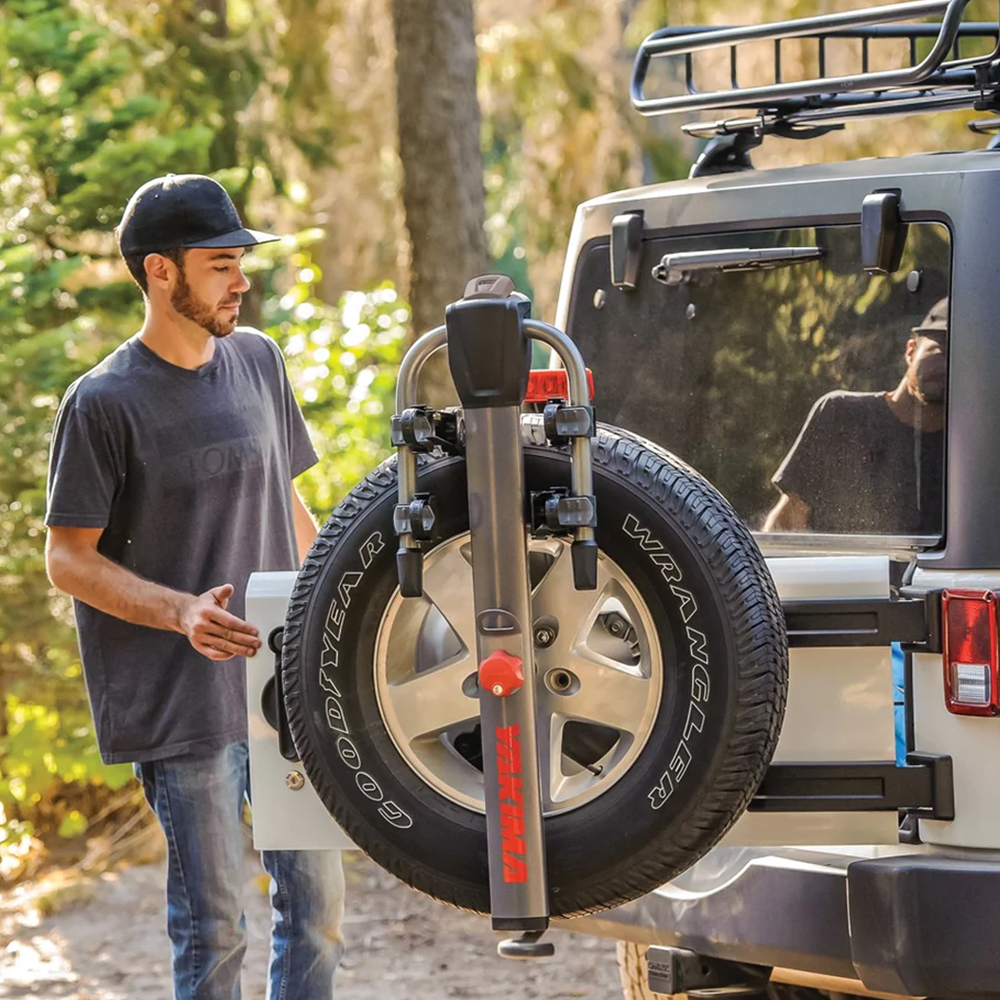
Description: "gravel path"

(0, 848), (623, 999)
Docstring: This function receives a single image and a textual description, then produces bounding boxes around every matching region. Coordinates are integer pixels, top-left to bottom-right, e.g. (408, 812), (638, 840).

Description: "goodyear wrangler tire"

(281, 420), (787, 917)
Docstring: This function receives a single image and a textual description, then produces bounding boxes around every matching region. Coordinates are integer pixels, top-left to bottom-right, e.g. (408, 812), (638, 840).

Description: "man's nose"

(232, 268), (251, 294)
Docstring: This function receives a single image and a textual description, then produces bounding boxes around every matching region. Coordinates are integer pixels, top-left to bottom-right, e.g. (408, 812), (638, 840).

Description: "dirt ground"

(0, 840), (624, 1000)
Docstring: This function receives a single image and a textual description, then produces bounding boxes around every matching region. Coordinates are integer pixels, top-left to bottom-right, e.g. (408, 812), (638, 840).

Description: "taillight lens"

(525, 368), (595, 403)
(942, 589), (1000, 716)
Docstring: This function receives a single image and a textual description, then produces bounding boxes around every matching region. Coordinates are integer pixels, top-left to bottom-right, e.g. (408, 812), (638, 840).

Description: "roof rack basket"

(631, 0), (1000, 137)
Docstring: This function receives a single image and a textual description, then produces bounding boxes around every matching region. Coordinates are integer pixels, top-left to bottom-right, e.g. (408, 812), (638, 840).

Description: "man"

(764, 298), (947, 535)
(44, 174), (344, 1000)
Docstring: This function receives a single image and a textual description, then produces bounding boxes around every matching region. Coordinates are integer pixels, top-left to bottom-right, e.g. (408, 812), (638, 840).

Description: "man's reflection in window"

(764, 298), (947, 535)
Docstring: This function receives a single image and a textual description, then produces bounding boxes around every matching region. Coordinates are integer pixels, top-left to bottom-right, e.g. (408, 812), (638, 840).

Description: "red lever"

(479, 650), (524, 698)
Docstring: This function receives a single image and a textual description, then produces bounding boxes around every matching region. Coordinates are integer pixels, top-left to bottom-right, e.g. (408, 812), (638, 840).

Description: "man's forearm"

(292, 491), (319, 564)
(762, 492), (810, 532)
(48, 546), (190, 633)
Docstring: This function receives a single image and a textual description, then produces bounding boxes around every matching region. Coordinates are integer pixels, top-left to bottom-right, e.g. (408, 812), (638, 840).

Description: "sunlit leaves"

(255, 236), (408, 516)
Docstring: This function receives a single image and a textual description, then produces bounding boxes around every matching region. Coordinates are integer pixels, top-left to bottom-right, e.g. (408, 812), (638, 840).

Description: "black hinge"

(750, 754), (954, 820)
(782, 593), (941, 652)
(610, 212), (644, 290)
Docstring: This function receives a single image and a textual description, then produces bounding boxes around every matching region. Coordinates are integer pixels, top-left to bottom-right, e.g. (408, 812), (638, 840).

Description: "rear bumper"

(562, 848), (1000, 998)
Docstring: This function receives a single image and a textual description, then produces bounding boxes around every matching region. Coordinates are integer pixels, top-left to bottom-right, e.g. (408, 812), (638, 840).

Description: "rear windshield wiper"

(652, 246), (822, 285)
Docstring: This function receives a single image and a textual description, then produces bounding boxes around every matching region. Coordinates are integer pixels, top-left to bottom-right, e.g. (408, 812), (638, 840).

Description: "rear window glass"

(568, 222), (950, 540)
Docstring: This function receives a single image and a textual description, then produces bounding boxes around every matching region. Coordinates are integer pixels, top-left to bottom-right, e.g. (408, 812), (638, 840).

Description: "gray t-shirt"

(45, 329), (318, 764)
(772, 390), (943, 535)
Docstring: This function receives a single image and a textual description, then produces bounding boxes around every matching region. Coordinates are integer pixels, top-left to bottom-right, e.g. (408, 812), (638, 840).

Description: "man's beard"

(170, 269), (239, 338)
(907, 365), (946, 406)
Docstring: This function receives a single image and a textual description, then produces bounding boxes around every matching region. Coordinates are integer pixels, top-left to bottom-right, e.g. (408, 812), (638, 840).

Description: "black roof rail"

(631, 0), (1000, 138)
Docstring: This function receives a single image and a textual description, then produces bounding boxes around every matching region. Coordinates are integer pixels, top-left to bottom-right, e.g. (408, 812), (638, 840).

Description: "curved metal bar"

(524, 320), (595, 546)
(394, 319), (596, 545)
(395, 326), (447, 536)
(523, 320), (590, 407)
(396, 325), (447, 413)
(631, 0), (981, 117)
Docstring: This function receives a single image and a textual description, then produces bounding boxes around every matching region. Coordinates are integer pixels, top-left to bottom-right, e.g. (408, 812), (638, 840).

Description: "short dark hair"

(120, 246), (187, 294)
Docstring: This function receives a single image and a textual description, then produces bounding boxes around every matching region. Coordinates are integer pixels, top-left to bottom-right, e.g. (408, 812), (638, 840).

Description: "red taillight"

(942, 589), (1000, 716)
(525, 368), (595, 404)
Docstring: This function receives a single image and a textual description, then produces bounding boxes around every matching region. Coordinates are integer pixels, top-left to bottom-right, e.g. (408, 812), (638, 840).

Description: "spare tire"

(281, 419), (787, 917)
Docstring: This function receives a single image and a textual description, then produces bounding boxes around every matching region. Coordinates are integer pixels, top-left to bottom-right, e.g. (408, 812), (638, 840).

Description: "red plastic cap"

(479, 650), (524, 698)
(525, 368), (595, 403)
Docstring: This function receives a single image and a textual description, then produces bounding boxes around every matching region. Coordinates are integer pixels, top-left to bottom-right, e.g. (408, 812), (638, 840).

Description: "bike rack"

(390, 275), (597, 959)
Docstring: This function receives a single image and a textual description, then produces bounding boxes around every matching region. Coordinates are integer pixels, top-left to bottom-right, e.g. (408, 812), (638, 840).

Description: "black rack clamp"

(531, 488), (598, 538)
(390, 405), (463, 455)
(542, 399), (595, 446)
(391, 273), (597, 960)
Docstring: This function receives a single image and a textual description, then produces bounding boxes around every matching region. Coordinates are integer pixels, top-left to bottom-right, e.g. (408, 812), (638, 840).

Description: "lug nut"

(533, 617), (558, 648)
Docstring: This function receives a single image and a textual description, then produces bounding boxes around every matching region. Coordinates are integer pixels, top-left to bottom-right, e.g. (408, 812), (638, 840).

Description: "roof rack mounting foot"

(689, 132), (761, 178)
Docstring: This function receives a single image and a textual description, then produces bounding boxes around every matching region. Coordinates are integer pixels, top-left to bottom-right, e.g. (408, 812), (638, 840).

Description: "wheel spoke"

(421, 542), (477, 654)
(387, 655), (478, 744)
(531, 545), (612, 663)
(533, 696), (568, 811)
(558, 656), (652, 737)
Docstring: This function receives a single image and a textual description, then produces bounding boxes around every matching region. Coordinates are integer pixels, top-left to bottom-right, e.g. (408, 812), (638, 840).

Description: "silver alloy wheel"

(374, 533), (664, 815)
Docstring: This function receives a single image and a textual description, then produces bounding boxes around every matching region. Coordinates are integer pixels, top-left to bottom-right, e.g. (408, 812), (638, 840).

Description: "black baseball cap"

(912, 297), (948, 340)
(117, 174), (279, 256)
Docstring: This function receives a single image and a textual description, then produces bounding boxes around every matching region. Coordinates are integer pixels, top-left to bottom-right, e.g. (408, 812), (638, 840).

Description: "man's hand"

(179, 584), (261, 660)
(47, 529), (263, 657)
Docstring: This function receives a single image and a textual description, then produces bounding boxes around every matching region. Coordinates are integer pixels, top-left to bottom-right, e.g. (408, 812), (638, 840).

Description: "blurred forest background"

(0, 0), (991, 881)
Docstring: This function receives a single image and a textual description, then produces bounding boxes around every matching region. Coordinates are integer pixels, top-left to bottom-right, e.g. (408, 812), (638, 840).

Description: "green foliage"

(0, 0), (193, 855)
(0, 0), (358, 865)
(0, 802), (36, 881)
(250, 234), (408, 517)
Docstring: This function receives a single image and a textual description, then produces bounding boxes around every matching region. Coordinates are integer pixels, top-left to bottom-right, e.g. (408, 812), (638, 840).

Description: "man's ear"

(144, 253), (175, 291)
(904, 336), (917, 363)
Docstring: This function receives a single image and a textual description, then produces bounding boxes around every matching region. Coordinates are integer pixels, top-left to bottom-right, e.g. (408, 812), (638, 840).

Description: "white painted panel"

(724, 555), (898, 846)
(912, 649), (1000, 849)
(907, 568), (1000, 849)
(245, 572), (355, 851)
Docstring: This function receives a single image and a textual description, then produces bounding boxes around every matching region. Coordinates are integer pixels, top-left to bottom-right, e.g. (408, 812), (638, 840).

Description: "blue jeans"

(134, 742), (345, 1000)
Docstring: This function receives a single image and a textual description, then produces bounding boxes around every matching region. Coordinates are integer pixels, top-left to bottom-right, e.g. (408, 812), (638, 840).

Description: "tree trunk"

(391, 0), (488, 404)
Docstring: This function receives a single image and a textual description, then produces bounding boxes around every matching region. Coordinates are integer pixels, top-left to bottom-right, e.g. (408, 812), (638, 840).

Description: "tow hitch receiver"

(646, 946), (771, 998)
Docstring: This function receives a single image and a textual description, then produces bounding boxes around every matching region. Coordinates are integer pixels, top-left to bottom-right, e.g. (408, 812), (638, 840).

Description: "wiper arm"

(651, 246), (822, 285)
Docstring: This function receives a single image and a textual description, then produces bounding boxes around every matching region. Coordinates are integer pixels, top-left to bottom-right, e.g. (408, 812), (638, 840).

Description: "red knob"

(478, 650), (524, 698)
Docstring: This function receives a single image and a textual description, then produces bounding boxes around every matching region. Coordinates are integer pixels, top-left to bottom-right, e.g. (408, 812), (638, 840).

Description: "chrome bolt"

(492, 683), (504, 696)
(286, 770), (305, 791)
(534, 623), (557, 648)
(593, 288), (607, 310)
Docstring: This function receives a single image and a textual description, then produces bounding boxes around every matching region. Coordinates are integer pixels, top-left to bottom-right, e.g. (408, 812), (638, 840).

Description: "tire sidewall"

(284, 445), (744, 915)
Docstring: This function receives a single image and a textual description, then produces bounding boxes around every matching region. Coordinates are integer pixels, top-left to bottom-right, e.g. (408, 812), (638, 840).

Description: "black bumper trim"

(849, 855), (1000, 998)
(568, 851), (1000, 1000)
